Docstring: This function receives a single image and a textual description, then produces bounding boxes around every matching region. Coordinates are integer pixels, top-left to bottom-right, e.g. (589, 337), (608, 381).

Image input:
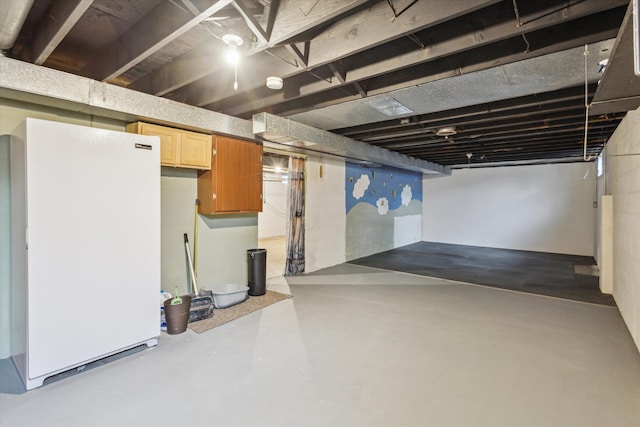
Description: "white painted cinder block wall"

(604, 106), (640, 352)
(304, 156), (346, 272)
(258, 179), (287, 239)
(422, 162), (596, 256)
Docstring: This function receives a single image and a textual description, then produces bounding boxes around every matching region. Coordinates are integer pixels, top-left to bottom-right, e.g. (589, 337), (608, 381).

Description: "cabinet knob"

(212, 148), (217, 156)
(212, 193), (217, 200)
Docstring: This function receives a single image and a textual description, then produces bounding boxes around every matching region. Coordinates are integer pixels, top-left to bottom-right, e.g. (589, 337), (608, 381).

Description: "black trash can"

(247, 248), (267, 296)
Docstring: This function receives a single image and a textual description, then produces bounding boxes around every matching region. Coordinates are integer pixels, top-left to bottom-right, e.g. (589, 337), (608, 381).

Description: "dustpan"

(184, 232), (214, 323)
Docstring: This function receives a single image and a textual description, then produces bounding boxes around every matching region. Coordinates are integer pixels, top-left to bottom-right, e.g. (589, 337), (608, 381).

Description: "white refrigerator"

(11, 118), (161, 390)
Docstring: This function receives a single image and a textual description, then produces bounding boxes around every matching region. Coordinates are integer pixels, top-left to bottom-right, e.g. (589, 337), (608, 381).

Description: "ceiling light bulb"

(226, 45), (239, 65)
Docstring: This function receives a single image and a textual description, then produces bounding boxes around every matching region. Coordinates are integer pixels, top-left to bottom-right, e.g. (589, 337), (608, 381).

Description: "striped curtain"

(285, 157), (305, 275)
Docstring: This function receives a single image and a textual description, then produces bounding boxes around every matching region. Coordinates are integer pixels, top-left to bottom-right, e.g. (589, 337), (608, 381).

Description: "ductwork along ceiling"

(2, 0), (639, 168)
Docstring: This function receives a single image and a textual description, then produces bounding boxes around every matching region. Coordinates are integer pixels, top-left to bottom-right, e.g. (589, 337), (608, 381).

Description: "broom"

(183, 200), (214, 322)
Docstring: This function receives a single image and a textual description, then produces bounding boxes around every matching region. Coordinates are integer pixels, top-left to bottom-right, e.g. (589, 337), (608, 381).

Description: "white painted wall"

(258, 178), (287, 239)
(304, 156), (346, 272)
(422, 162), (596, 256)
(160, 168), (258, 294)
(394, 214), (422, 247)
(604, 107), (640, 352)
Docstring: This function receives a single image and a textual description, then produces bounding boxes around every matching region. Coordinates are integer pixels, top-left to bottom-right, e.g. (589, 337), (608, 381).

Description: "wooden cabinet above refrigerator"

(198, 135), (263, 214)
(126, 122), (212, 170)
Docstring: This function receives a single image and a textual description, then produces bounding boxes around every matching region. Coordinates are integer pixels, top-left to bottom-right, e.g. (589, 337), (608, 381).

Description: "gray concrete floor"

(1, 265), (639, 426)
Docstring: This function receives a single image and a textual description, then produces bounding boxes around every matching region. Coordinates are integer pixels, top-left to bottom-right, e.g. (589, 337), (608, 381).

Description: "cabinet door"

(198, 136), (263, 214)
(244, 140), (263, 212)
(138, 123), (180, 166)
(215, 136), (245, 212)
(181, 131), (212, 169)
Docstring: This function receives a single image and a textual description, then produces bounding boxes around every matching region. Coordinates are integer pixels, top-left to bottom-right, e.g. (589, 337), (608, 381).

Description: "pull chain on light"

(222, 34), (243, 92)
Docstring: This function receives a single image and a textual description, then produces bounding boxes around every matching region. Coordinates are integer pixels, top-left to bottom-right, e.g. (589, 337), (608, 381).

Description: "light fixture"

(369, 96), (413, 117)
(266, 76), (283, 90)
(436, 126), (457, 137)
(222, 34), (243, 90)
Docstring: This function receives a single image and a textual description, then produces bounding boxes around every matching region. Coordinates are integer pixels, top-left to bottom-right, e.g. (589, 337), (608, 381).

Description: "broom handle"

(184, 233), (200, 296)
(193, 199), (199, 276)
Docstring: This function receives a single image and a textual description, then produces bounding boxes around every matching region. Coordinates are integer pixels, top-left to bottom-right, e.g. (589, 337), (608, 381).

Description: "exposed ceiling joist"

(336, 85), (596, 137)
(196, 0), (503, 109)
(266, 0), (376, 46)
(284, 42), (309, 67)
(128, 41), (230, 96)
(81, 0), (234, 82)
(167, 48), (300, 105)
(129, 0), (370, 97)
(232, 0), (269, 44)
(28, 0), (93, 65)
(345, 0), (628, 84)
(327, 63), (346, 84)
(306, 0), (501, 68)
(4, 0), (631, 167)
(210, 4), (625, 117)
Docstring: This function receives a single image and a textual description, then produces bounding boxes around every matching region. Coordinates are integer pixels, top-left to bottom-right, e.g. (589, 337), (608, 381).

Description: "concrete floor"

(1, 265), (639, 426)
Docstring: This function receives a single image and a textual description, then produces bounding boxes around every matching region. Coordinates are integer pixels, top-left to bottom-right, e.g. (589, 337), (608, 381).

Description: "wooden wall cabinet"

(126, 122), (211, 169)
(198, 135), (263, 214)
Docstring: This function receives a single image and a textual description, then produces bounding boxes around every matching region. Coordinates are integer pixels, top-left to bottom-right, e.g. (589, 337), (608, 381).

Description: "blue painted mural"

(346, 162), (422, 214)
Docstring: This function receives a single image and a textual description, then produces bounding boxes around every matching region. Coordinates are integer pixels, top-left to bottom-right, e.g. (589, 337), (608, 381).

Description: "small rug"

(188, 290), (292, 334)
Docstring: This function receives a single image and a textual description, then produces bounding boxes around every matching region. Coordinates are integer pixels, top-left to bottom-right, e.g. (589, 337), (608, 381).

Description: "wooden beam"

(285, 42), (309, 67)
(353, 82), (367, 98)
(327, 62), (346, 84)
(337, 84), (596, 136)
(329, 62), (367, 96)
(264, 0), (280, 40)
(346, 0), (628, 83)
(222, 20), (620, 117)
(179, 0), (203, 15)
(81, 0), (234, 81)
(306, 0), (501, 68)
(128, 42), (229, 96)
(267, 0), (375, 45)
(165, 49), (300, 106)
(30, 0), (94, 65)
(232, 0), (268, 44)
(184, 0), (501, 109)
(133, 0), (369, 95)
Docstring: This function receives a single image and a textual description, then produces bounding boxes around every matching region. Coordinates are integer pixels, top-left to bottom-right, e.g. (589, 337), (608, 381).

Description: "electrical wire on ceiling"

(511, 0), (531, 52)
(511, 0), (523, 26)
(583, 44), (594, 161)
(406, 33), (426, 50)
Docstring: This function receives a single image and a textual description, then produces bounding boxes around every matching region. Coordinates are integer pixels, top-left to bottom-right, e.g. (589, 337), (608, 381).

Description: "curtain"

(285, 157), (305, 275)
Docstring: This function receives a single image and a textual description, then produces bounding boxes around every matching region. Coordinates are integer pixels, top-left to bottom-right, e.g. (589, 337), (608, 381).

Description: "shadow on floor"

(349, 242), (616, 306)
